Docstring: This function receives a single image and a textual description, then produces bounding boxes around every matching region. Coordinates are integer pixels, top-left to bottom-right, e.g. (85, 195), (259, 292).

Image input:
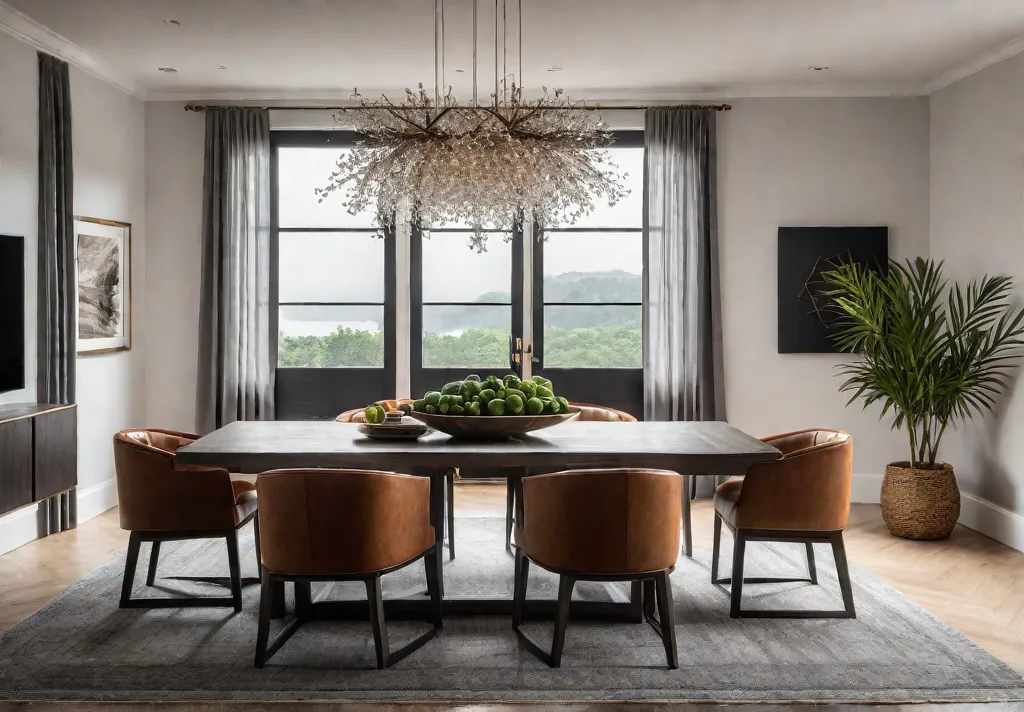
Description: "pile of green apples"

(413, 374), (570, 416)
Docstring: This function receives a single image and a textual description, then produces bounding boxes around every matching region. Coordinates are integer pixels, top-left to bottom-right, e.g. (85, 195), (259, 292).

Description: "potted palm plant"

(822, 257), (1024, 540)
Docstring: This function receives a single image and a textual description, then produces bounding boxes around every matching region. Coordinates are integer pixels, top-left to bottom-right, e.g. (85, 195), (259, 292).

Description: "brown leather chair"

(711, 428), (855, 619)
(337, 399), (457, 562)
(253, 468), (442, 669)
(505, 402), (638, 551)
(113, 428), (258, 611)
(513, 468), (681, 669)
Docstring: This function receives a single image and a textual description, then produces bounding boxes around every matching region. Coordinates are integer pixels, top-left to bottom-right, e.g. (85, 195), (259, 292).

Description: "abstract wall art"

(777, 226), (888, 353)
(75, 216), (132, 355)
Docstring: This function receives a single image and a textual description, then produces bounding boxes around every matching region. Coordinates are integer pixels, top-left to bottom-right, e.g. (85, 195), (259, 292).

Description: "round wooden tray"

(407, 407), (580, 439)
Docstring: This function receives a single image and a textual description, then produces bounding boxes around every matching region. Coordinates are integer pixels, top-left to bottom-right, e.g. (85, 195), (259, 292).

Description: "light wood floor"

(1, 483), (1022, 682)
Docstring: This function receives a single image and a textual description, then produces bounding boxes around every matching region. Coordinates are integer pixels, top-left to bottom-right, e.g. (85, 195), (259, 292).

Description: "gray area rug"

(0, 516), (1021, 703)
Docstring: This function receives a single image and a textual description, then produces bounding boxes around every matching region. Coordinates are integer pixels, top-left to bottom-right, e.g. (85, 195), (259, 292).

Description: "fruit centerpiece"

(363, 373), (579, 439)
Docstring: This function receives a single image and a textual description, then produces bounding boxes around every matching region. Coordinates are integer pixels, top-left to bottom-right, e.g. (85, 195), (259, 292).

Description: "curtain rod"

(183, 102), (731, 112)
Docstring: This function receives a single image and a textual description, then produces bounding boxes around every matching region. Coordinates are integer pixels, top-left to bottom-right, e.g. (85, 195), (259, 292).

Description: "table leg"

(429, 468), (446, 600)
(629, 580), (644, 623)
(681, 475), (693, 558)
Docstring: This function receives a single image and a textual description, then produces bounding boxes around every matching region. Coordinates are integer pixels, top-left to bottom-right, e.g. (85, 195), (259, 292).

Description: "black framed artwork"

(777, 226), (888, 354)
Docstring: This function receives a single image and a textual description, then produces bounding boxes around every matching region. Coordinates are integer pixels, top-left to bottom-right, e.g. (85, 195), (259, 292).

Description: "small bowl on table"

(357, 411), (429, 441)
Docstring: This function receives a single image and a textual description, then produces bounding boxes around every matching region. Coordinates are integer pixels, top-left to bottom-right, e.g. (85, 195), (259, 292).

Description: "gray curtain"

(643, 108), (725, 497)
(37, 52), (76, 532)
(37, 52), (75, 406)
(196, 108), (273, 433)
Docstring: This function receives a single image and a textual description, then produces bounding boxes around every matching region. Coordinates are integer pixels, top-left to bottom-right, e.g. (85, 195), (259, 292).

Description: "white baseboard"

(959, 492), (1024, 553)
(851, 473), (883, 504)
(0, 504), (45, 557)
(0, 478), (118, 557)
(76, 478), (118, 522)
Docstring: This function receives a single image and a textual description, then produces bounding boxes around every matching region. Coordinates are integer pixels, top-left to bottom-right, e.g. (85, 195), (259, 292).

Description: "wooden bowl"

(407, 407), (580, 439)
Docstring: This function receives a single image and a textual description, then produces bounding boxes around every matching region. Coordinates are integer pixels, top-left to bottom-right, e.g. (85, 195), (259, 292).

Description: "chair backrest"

(113, 429), (236, 532)
(336, 399), (415, 423)
(519, 468), (681, 574)
(740, 428), (853, 531)
(256, 469), (433, 576)
(570, 402), (638, 422)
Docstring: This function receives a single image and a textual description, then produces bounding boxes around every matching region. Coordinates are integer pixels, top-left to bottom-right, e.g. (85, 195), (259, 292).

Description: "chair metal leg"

(642, 578), (656, 620)
(120, 532), (142, 607)
(711, 513), (722, 583)
(654, 570), (678, 669)
(425, 548), (443, 629)
(226, 531), (243, 612)
(831, 531), (856, 618)
(254, 571), (273, 668)
(550, 575), (575, 668)
(366, 575), (389, 669)
(145, 541), (160, 586)
(512, 546), (525, 628)
(806, 542), (818, 585)
(446, 470), (456, 561)
(294, 581), (313, 620)
(729, 531), (746, 618)
(253, 513), (263, 579)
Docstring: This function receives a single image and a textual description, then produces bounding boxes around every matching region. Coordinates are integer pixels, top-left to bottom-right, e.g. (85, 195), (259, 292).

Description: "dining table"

(176, 419), (781, 621)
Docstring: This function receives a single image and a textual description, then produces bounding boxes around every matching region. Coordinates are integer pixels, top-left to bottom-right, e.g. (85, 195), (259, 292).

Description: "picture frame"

(75, 216), (132, 355)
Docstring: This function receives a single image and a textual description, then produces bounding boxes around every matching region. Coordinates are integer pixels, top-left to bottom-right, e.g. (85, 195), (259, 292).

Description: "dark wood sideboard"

(0, 404), (78, 529)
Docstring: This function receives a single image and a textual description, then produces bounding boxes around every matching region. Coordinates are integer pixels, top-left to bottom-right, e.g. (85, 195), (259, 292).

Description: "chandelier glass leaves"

(315, 1), (628, 252)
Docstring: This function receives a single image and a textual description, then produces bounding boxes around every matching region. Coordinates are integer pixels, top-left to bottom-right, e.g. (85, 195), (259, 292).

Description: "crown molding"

(925, 33), (1024, 94)
(0, 0), (142, 99)
(147, 81), (927, 104)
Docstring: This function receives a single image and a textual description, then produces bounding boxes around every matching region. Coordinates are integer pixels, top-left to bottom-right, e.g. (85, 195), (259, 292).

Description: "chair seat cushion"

(231, 477), (256, 502)
(714, 477), (743, 528)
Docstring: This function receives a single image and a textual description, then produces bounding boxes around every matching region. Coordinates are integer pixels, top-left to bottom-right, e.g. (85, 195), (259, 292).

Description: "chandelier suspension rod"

(183, 102), (733, 112)
(494, 0), (499, 106)
(502, 0), (507, 102)
(472, 0), (478, 107)
(518, 0), (522, 91)
(434, 0), (444, 108)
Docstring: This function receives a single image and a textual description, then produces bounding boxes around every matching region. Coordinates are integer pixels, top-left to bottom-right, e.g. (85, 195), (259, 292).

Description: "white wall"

(930, 53), (1024, 521)
(143, 102), (205, 431)
(718, 98), (932, 489)
(0, 30), (145, 554)
(0, 30), (39, 408)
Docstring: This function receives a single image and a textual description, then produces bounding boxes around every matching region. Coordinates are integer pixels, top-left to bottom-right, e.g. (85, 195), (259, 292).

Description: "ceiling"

(5, 0), (1024, 101)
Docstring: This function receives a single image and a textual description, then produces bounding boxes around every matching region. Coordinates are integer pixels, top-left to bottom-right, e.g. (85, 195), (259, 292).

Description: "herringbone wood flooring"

(1, 486), (1021, 676)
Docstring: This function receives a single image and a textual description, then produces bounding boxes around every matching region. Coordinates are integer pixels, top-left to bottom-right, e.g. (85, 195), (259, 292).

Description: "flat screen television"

(0, 234), (25, 393)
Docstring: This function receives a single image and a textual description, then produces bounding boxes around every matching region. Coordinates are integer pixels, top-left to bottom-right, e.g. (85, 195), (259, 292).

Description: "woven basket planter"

(880, 462), (960, 540)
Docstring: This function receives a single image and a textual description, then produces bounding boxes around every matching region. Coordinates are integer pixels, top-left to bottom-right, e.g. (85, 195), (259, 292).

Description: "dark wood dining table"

(177, 420), (780, 620)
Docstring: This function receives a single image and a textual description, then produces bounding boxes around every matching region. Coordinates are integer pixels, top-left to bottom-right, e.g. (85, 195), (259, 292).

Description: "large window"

(271, 131), (396, 419)
(535, 137), (644, 370)
(276, 145), (388, 368)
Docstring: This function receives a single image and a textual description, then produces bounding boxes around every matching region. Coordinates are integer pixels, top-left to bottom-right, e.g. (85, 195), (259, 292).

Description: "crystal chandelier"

(316, 0), (628, 252)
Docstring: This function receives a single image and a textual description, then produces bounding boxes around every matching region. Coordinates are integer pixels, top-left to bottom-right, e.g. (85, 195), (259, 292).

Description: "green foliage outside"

(278, 271), (643, 369)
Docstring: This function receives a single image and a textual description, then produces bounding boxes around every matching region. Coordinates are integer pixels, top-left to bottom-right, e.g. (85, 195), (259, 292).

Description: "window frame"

(270, 130), (397, 418)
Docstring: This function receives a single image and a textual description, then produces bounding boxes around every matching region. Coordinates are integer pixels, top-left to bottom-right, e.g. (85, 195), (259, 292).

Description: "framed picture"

(75, 216), (132, 355)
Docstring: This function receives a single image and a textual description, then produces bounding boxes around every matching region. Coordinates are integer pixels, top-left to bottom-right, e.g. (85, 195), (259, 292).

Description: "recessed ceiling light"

(218, 65), (227, 70)
(162, 19), (180, 26)
(547, 66), (562, 72)
(809, 66), (830, 71)
(158, 67), (177, 73)
(455, 68), (464, 73)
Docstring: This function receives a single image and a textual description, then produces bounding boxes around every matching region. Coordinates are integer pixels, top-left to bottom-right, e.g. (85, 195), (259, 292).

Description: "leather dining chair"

(113, 429), (258, 611)
(253, 468), (442, 669)
(711, 428), (855, 619)
(513, 468), (681, 669)
(505, 402), (637, 552)
(337, 399), (457, 562)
